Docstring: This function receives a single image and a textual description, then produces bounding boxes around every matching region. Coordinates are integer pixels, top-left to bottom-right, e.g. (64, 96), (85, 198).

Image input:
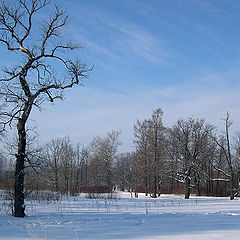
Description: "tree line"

(1, 108), (240, 201)
(0, 0), (239, 219)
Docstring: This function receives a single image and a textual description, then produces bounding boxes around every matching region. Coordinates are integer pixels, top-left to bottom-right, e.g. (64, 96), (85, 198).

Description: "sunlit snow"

(0, 192), (240, 240)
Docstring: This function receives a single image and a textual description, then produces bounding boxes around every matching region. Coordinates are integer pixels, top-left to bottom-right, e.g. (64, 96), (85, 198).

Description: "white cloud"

(66, 4), (176, 66)
(31, 67), (240, 152)
(176, 0), (224, 18)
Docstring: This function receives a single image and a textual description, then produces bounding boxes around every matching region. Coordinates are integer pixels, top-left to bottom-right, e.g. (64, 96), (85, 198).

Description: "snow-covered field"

(0, 192), (240, 240)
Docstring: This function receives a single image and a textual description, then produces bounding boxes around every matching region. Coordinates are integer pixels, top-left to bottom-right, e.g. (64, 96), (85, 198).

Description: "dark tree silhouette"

(0, 0), (89, 217)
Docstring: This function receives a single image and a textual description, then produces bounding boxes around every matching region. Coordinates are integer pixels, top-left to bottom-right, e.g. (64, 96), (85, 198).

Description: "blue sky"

(3, 0), (240, 152)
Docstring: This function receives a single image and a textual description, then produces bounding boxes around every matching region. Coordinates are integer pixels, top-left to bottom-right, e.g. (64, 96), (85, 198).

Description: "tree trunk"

(216, 170), (220, 196)
(85, 160), (88, 186)
(157, 179), (161, 197)
(229, 168), (234, 200)
(153, 172), (157, 198)
(196, 180), (201, 196)
(225, 113), (234, 200)
(54, 169), (59, 201)
(106, 161), (112, 191)
(184, 168), (191, 199)
(195, 174), (201, 196)
(14, 120), (27, 217)
(14, 98), (32, 217)
(144, 156), (148, 196)
(74, 167), (80, 195)
(185, 177), (191, 199)
(206, 180), (209, 196)
(145, 182), (148, 196)
(54, 157), (59, 194)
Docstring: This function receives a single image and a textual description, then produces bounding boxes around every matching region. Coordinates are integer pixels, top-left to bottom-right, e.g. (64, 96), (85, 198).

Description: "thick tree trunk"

(184, 168), (191, 199)
(14, 120), (27, 217)
(185, 177), (191, 199)
(14, 98), (33, 217)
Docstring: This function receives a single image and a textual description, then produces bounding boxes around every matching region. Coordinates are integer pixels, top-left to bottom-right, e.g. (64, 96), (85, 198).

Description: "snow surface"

(0, 192), (240, 239)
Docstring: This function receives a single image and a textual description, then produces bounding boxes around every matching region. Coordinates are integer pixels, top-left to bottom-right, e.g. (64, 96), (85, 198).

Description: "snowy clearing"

(0, 192), (240, 240)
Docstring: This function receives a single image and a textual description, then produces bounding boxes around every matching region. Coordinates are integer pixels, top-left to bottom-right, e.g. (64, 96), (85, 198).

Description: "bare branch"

(41, 5), (68, 55)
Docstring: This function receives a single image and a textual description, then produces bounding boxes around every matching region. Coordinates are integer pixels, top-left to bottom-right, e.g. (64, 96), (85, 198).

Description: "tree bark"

(153, 126), (158, 198)
(185, 178), (191, 199)
(195, 174), (201, 196)
(144, 155), (148, 196)
(229, 167), (234, 200)
(153, 166), (157, 198)
(184, 168), (191, 199)
(14, 97), (32, 217)
(225, 113), (234, 200)
(14, 120), (27, 217)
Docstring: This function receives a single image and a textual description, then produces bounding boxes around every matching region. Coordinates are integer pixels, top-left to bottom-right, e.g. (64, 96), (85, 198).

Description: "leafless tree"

(168, 118), (214, 199)
(133, 108), (165, 198)
(60, 137), (76, 195)
(73, 144), (90, 194)
(147, 108), (165, 198)
(213, 112), (236, 200)
(44, 138), (63, 196)
(88, 130), (121, 191)
(0, 153), (7, 181)
(134, 119), (151, 195)
(0, 0), (89, 217)
(165, 126), (182, 194)
(233, 132), (240, 196)
(114, 152), (135, 192)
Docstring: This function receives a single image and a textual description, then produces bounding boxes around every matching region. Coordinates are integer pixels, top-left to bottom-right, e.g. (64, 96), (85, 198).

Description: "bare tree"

(134, 119), (150, 196)
(0, 153), (7, 181)
(168, 118), (214, 199)
(0, 0), (89, 217)
(233, 132), (240, 196)
(148, 108), (165, 198)
(88, 130), (121, 191)
(213, 112), (236, 200)
(44, 138), (63, 196)
(114, 152), (135, 192)
(133, 108), (165, 198)
(73, 144), (90, 194)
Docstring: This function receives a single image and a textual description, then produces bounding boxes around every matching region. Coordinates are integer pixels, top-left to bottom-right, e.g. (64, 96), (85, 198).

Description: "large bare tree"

(168, 118), (214, 199)
(0, 0), (89, 217)
(133, 108), (165, 198)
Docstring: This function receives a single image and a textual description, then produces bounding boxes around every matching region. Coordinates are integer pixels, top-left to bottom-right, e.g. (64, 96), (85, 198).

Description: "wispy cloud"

(31, 65), (240, 152)
(176, 0), (225, 18)
(24, 0), (240, 152)
(66, 4), (176, 66)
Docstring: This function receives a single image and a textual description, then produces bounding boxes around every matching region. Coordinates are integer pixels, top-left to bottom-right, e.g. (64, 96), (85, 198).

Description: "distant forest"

(1, 108), (240, 200)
